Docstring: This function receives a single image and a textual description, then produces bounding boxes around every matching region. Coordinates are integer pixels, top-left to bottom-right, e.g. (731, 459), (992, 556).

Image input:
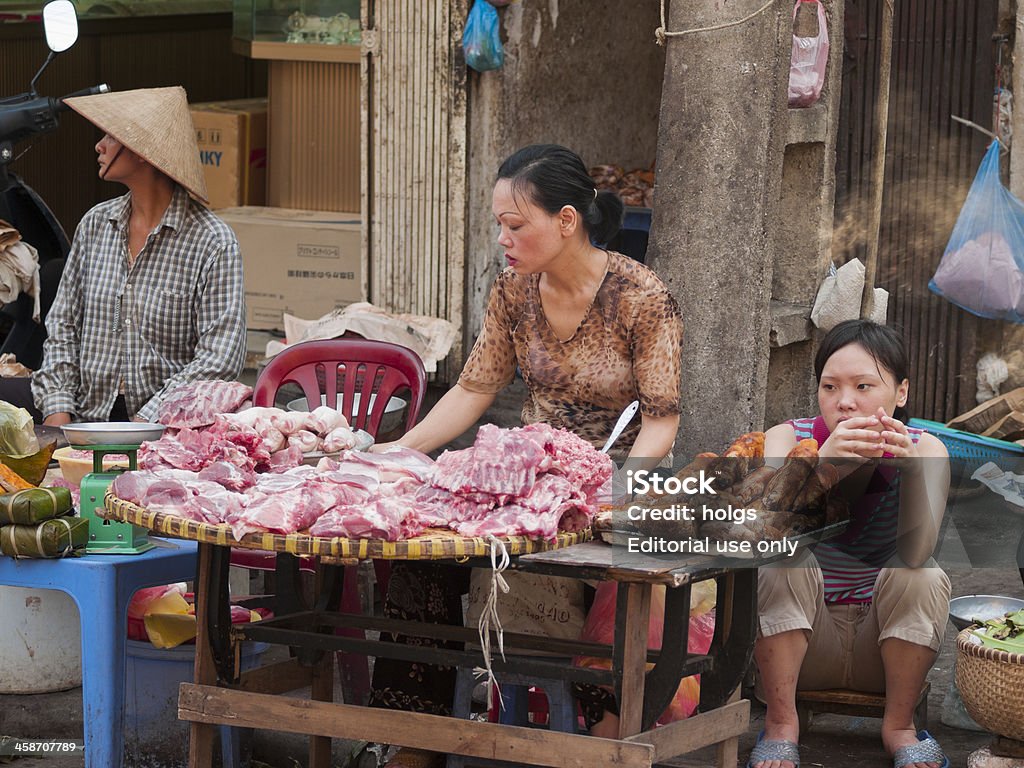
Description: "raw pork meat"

(287, 430), (319, 453)
(412, 484), (492, 527)
(270, 411), (309, 436)
(343, 447), (435, 483)
(309, 498), (414, 540)
(307, 406), (348, 435)
(197, 461), (257, 492)
(520, 422), (614, 504)
(432, 424), (550, 500)
(227, 479), (341, 538)
(139, 428), (257, 473)
(266, 444), (304, 471)
(111, 470), (244, 525)
(322, 426), (359, 453)
(157, 380), (253, 429)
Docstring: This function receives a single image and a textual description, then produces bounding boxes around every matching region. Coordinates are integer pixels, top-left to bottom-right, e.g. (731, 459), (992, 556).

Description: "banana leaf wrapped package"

(0, 515), (88, 558)
(0, 487), (73, 525)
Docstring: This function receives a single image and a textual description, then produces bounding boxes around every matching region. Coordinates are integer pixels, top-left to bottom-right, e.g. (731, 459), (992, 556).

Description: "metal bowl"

(60, 422), (166, 447)
(949, 594), (1024, 631)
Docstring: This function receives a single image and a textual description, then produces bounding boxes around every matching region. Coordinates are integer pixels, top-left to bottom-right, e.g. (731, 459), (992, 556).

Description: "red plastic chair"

(235, 338), (428, 702)
(252, 338), (426, 437)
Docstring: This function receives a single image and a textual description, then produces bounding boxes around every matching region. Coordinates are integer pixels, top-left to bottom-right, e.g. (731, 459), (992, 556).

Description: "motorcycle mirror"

(42, 0), (78, 53)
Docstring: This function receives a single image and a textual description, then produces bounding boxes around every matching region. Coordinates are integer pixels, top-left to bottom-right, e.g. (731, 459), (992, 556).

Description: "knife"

(601, 400), (640, 454)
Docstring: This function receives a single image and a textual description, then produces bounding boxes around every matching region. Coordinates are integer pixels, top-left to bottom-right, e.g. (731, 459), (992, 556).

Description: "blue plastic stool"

(0, 538), (201, 768)
(447, 659), (578, 768)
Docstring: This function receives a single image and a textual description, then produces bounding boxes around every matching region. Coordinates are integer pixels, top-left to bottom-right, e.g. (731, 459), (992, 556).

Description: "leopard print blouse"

(459, 251), (682, 453)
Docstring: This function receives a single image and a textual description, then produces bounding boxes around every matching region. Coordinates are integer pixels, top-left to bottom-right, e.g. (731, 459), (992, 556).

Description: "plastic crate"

(907, 418), (1024, 463)
(605, 206), (651, 264)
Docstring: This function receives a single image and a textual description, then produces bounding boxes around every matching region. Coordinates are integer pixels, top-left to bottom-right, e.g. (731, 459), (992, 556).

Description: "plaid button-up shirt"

(32, 186), (246, 422)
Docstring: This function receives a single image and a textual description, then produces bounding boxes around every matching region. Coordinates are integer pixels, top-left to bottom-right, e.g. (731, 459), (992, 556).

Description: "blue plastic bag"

(929, 141), (1024, 323)
(463, 0), (504, 72)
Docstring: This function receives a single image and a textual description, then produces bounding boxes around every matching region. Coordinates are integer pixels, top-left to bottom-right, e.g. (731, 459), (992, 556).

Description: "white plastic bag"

(811, 259), (888, 329)
(788, 0), (829, 108)
(811, 259), (863, 331)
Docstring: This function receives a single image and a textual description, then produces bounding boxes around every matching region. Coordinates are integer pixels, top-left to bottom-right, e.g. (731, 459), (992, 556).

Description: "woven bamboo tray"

(956, 627), (1024, 740)
(103, 491), (591, 560)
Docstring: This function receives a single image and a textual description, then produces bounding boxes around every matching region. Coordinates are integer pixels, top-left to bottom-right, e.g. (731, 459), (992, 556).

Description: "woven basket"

(102, 490), (590, 560)
(956, 627), (1024, 740)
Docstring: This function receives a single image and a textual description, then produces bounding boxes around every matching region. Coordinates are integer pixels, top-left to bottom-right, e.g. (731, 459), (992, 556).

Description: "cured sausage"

(825, 493), (850, 525)
(724, 432), (765, 458)
(791, 463), (840, 514)
(761, 439), (819, 510)
(720, 432), (766, 483)
(657, 453), (719, 501)
(731, 465), (776, 504)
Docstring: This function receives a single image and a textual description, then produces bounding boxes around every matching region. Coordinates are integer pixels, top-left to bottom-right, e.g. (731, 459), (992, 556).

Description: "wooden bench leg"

(715, 688), (742, 768)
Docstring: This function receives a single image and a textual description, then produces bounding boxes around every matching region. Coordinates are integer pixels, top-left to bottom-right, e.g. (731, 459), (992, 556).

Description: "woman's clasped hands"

(820, 407), (920, 464)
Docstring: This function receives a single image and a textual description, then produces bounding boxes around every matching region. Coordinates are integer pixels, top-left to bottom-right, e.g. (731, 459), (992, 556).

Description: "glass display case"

(233, 0), (359, 45)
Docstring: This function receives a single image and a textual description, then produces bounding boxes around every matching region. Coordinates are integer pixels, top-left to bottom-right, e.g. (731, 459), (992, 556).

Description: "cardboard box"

(947, 387), (1024, 434)
(190, 99), (267, 210)
(217, 206), (364, 331)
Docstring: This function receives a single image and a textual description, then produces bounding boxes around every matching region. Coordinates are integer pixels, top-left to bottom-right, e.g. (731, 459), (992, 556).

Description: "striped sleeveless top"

(788, 416), (923, 604)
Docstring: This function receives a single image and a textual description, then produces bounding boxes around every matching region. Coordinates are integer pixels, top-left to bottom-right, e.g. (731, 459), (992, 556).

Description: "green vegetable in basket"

(971, 609), (1024, 642)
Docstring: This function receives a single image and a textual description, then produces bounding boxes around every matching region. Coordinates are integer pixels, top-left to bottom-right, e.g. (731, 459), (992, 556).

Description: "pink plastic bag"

(788, 0), (829, 108)
(574, 582), (716, 724)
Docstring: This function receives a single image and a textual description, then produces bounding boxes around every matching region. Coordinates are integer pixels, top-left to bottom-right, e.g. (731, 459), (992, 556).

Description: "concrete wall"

(464, 1), (665, 343)
(461, 1), (843, 452)
(765, 0), (846, 430)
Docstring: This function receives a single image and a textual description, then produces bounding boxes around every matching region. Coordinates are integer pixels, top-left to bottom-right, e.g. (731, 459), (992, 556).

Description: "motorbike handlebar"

(0, 84), (109, 155)
(55, 84), (110, 112)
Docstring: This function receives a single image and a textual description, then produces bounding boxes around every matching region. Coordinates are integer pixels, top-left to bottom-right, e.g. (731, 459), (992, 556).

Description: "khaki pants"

(756, 552), (950, 693)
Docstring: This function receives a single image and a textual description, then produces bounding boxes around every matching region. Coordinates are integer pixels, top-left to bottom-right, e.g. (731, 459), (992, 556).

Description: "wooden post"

(617, 583), (653, 737)
(187, 543), (217, 768)
(861, 0), (895, 319)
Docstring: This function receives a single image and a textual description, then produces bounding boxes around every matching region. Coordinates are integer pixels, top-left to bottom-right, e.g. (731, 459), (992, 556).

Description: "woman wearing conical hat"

(29, 86), (245, 425)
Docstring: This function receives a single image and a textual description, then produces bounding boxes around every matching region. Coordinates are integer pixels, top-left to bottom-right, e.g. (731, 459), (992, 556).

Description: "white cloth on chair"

(0, 220), (41, 321)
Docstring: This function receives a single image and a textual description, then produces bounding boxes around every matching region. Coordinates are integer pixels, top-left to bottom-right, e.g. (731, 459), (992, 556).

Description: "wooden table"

(176, 539), (758, 768)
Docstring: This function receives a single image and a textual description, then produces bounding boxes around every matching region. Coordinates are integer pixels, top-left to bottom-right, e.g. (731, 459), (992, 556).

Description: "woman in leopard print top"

(370, 145), (683, 763)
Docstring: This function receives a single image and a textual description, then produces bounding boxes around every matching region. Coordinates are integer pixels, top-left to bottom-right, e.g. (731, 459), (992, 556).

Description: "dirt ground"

(1, 382), (1022, 767)
(2, 564), (1019, 768)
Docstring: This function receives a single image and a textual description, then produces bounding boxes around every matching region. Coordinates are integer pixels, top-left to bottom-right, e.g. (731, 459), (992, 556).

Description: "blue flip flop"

(892, 730), (950, 768)
(746, 730), (800, 768)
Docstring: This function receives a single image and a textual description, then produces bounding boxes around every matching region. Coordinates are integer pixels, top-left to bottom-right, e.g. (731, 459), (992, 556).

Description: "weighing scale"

(61, 422), (166, 555)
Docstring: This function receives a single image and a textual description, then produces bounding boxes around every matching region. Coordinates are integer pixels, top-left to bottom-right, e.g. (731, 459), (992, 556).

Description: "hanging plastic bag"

(929, 141), (1024, 323)
(788, 0), (829, 108)
(463, 0), (504, 72)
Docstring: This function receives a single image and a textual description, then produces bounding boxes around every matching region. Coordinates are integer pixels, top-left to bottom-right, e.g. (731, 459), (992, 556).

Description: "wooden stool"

(796, 682), (930, 732)
(447, 659), (578, 768)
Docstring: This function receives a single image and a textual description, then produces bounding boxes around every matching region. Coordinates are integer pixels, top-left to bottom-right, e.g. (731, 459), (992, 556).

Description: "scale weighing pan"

(59, 422), (165, 554)
(61, 422), (166, 446)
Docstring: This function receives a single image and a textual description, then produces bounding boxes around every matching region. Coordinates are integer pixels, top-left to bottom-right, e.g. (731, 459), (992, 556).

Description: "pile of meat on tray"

(112, 380), (614, 542)
(619, 432), (849, 543)
(589, 163), (655, 208)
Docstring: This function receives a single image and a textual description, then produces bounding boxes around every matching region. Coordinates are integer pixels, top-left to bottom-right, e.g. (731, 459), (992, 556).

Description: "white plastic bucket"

(0, 586), (81, 693)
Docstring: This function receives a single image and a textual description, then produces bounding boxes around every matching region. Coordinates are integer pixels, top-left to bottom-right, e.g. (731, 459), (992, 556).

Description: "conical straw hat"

(64, 86), (208, 204)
